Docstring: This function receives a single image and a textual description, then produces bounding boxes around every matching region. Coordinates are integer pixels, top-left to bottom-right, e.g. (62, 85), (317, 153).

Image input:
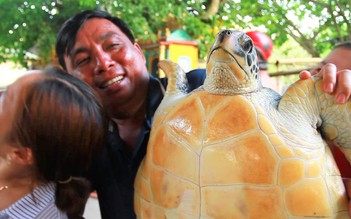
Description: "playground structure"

(141, 29), (199, 78)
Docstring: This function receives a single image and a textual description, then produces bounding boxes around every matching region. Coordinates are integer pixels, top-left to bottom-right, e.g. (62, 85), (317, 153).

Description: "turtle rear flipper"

(156, 60), (189, 116)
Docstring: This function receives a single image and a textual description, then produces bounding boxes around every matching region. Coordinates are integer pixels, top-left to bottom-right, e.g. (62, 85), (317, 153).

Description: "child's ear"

(9, 147), (34, 165)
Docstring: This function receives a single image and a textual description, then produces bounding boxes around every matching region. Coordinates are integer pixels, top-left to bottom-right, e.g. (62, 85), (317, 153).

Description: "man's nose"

(94, 50), (114, 75)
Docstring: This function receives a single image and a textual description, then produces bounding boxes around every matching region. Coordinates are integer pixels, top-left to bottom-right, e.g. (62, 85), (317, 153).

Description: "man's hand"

(299, 63), (351, 104)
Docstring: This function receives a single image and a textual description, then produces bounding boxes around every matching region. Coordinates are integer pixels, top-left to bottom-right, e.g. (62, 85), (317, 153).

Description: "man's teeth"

(104, 76), (123, 87)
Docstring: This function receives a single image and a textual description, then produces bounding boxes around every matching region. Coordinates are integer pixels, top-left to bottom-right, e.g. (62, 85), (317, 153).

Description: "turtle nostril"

(218, 30), (232, 43)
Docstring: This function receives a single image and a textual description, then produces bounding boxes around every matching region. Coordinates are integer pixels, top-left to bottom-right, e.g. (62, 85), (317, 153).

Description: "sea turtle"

(134, 30), (351, 218)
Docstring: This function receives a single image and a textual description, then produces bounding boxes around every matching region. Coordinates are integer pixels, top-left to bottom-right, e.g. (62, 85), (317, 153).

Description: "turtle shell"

(135, 88), (349, 218)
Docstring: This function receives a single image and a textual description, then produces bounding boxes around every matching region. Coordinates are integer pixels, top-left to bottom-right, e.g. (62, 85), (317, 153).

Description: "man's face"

(311, 47), (351, 74)
(63, 18), (148, 113)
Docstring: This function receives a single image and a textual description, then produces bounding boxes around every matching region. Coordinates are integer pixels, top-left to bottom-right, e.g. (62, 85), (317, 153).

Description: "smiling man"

(56, 10), (206, 218)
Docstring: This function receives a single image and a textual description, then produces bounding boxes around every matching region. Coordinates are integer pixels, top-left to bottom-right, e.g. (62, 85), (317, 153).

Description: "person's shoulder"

(187, 68), (206, 77)
(186, 68), (206, 91)
(156, 68), (206, 92)
(186, 68), (206, 82)
(36, 207), (68, 219)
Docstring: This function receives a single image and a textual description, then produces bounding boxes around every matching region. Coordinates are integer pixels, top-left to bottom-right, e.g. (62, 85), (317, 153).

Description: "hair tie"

(58, 176), (72, 184)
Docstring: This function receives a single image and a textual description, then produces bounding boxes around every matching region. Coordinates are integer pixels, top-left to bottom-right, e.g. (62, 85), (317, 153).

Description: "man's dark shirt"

(89, 69), (206, 219)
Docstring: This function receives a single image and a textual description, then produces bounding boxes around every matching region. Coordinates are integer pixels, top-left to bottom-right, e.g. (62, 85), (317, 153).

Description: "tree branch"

(335, 0), (351, 41)
(201, 0), (221, 20)
(272, 2), (319, 56)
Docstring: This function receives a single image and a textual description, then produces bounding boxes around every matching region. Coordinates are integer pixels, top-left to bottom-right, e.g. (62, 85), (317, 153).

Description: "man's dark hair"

(335, 42), (351, 50)
(56, 9), (135, 70)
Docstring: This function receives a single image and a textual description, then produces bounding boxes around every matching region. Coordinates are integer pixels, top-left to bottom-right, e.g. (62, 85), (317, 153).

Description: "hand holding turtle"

(300, 64), (351, 104)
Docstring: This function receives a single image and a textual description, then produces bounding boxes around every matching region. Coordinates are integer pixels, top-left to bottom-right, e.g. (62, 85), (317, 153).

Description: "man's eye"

(107, 43), (120, 50)
(76, 57), (90, 66)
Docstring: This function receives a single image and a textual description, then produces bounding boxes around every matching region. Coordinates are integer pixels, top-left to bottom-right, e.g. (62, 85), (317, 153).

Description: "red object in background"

(333, 146), (351, 178)
(246, 31), (273, 61)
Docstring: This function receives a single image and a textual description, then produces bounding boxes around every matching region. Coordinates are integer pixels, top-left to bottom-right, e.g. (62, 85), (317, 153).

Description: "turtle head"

(204, 29), (262, 95)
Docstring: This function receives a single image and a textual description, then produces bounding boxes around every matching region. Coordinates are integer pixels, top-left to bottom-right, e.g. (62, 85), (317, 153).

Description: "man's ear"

(134, 43), (146, 63)
(10, 147), (34, 165)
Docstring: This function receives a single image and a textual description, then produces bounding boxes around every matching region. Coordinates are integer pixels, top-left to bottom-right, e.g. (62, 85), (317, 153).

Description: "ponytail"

(55, 177), (92, 219)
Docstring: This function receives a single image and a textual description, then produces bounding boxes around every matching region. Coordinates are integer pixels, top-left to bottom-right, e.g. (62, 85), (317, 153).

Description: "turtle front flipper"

(156, 60), (189, 117)
(315, 77), (351, 165)
(314, 79), (351, 150)
(279, 76), (351, 160)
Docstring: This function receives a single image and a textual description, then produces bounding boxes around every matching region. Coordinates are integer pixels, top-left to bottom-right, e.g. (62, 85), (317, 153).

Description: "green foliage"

(0, 0), (350, 68)
(0, 0), (98, 67)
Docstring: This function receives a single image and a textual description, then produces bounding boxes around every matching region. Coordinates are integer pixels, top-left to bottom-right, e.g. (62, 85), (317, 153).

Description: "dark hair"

(56, 9), (135, 70)
(8, 67), (108, 218)
(335, 42), (351, 50)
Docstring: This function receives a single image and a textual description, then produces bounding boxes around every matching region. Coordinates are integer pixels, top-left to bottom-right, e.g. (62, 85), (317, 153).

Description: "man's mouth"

(102, 76), (124, 88)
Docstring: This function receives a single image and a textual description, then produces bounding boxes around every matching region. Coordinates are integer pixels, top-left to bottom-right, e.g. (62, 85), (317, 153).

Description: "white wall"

(0, 62), (26, 90)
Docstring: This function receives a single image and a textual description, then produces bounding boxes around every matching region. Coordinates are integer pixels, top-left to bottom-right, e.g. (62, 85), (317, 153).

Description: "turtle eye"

(242, 39), (253, 53)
